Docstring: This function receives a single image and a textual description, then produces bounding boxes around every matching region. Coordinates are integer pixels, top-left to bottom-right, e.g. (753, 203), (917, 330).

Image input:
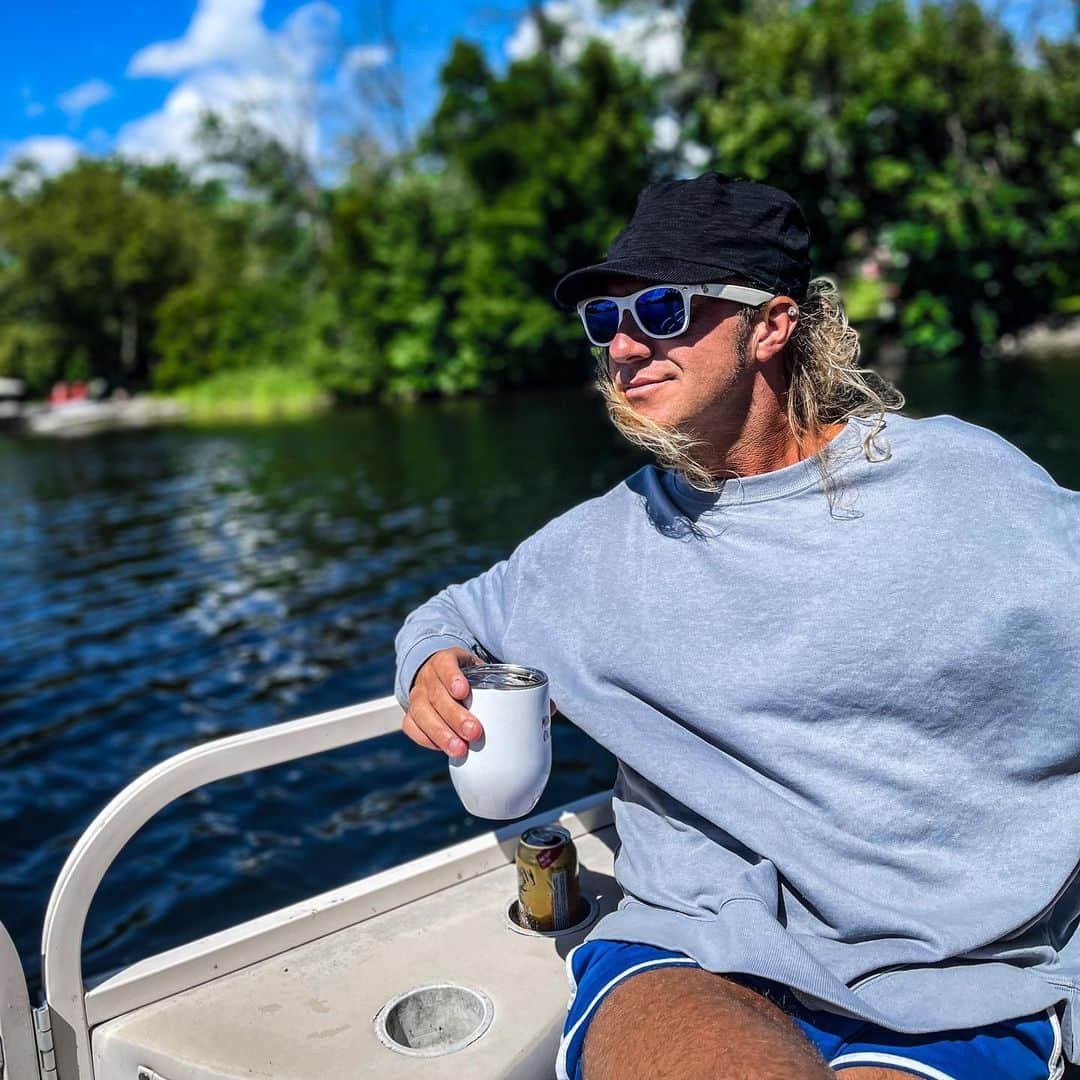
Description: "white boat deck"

(92, 827), (620, 1079)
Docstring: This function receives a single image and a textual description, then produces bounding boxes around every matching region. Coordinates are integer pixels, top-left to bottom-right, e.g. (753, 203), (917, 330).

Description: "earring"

(787, 306), (798, 317)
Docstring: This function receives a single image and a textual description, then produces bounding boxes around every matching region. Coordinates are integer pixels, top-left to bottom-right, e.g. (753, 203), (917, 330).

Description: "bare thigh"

(580, 967), (913, 1080)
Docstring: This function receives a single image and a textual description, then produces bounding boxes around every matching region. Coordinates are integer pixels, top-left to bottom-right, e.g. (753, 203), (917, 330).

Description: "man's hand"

(403, 647), (484, 758)
(402, 647), (559, 759)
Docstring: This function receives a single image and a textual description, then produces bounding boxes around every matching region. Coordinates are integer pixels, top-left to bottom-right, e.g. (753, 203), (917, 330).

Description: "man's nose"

(607, 313), (651, 363)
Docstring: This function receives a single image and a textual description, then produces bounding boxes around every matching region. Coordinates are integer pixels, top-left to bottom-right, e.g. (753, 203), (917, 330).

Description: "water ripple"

(0, 392), (633, 996)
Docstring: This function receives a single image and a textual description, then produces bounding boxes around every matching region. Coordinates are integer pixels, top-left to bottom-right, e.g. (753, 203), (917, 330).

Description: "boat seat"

(92, 827), (621, 1079)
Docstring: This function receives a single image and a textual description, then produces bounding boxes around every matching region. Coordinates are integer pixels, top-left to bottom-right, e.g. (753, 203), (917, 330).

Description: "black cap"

(553, 172), (811, 308)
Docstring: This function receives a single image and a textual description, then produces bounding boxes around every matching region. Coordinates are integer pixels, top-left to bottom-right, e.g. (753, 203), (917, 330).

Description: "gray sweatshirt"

(394, 412), (1080, 1061)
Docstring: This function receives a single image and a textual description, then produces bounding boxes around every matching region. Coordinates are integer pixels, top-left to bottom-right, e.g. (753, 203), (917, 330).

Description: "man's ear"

(753, 297), (799, 363)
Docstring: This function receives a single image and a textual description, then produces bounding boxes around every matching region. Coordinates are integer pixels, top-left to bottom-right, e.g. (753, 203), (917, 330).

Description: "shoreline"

(6, 324), (1077, 438)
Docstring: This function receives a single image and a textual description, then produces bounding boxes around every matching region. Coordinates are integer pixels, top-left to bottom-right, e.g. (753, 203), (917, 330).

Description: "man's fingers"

(401, 648), (490, 757)
(409, 699), (468, 758)
(402, 711), (440, 751)
(437, 651), (473, 700)
(431, 680), (482, 742)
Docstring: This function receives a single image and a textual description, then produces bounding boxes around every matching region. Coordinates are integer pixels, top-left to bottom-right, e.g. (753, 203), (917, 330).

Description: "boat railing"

(36, 694), (612, 1079)
(1, 918), (38, 1078)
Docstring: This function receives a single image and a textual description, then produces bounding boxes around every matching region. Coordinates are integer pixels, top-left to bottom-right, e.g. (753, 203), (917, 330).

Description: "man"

(394, 173), (1078, 1079)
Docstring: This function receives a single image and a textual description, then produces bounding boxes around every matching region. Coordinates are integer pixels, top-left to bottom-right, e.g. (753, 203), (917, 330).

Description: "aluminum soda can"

(516, 824), (580, 932)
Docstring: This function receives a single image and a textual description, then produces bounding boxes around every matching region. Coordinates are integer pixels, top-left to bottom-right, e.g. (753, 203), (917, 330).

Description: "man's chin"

(626, 401), (670, 424)
(626, 398), (686, 429)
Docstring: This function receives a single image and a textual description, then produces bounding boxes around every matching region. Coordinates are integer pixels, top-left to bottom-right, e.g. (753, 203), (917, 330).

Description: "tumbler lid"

(464, 664), (548, 690)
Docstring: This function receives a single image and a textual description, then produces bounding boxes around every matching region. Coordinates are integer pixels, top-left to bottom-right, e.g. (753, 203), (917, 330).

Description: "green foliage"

(153, 279), (309, 389)
(839, 276), (886, 324)
(0, 160), (216, 393)
(168, 365), (328, 422)
(900, 291), (966, 359)
(678, 0), (1079, 357)
(0, 2), (1074, 402)
(315, 39), (662, 400)
(425, 40), (662, 389)
(0, 320), (65, 391)
(299, 290), (383, 400)
(328, 168), (473, 398)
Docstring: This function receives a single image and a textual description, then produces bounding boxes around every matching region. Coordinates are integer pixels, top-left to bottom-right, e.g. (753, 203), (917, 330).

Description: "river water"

(2, 359), (1077, 996)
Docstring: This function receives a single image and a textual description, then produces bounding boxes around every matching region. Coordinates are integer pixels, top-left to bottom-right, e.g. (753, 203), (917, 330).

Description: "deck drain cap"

(374, 983), (493, 1057)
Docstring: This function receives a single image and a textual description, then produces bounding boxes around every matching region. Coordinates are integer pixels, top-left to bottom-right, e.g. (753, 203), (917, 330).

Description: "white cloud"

(507, 0), (684, 78)
(278, 1), (341, 79)
(57, 79), (114, 124)
(119, 0), (372, 171)
(506, 15), (542, 61)
(1, 135), (81, 177)
(119, 70), (308, 166)
(128, 0), (271, 78)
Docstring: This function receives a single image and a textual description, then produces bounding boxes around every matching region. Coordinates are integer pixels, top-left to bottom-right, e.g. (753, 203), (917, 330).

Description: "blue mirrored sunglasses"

(576, 282), (775, 348)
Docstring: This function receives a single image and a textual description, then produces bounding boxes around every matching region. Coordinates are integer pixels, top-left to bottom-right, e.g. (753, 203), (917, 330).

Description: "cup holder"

(504, 895), (599, 938)
(374, 983), (493, 1057)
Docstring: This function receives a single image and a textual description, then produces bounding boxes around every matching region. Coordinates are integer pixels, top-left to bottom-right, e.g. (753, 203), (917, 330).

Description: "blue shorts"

(557, 940), (1065, 1080)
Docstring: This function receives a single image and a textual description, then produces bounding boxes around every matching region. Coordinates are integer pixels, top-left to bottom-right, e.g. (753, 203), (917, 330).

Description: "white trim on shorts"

(1047, 1006), (1065, 1080)
(829, 1052), (958, 1079)
(555, 945), (698, 1080)
(830, 1006), (1064, 1080)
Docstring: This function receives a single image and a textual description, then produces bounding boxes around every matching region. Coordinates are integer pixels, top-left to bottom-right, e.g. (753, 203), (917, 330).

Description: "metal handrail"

(41, 695), (404, 1079)
(1, 918), (38, 1079)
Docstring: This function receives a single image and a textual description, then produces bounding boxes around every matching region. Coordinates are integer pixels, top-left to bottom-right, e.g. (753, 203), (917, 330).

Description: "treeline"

(0, 0), (1076, 399)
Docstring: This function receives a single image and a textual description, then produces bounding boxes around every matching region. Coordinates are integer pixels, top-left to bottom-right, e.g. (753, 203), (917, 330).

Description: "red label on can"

(536, 844), (564, 869)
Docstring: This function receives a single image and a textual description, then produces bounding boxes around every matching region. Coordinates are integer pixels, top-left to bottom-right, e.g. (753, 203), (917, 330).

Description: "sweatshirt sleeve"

(393, 553), (522, 710)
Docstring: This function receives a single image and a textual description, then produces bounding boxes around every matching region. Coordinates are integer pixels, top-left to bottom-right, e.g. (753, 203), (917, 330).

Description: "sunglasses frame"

(576, 282), (776, 347)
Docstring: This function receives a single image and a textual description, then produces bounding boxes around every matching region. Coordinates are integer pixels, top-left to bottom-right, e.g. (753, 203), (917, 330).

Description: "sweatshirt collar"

(665, 418), (869, 511)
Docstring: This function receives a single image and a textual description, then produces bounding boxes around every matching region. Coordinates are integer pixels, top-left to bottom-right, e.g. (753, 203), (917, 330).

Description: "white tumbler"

(448, 664), (551, 820)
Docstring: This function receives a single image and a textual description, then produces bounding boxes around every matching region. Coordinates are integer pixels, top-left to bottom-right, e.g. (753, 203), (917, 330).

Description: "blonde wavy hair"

(594, 277), (905, 508)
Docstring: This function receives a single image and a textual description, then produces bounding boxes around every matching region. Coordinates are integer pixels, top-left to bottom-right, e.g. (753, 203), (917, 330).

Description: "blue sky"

(1, 0), (1073, 176)
(0, 0), (528, 173)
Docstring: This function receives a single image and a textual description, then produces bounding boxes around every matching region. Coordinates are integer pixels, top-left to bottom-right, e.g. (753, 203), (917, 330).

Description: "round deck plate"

(503, 895), (599, 938)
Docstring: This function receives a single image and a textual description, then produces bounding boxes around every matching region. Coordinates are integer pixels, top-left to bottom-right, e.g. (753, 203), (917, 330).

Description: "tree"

(424, 39), (665, 389)
(669, 0), (1079, 358)
(0, 161), (213, 391)
(3, 0), (1073, 398)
